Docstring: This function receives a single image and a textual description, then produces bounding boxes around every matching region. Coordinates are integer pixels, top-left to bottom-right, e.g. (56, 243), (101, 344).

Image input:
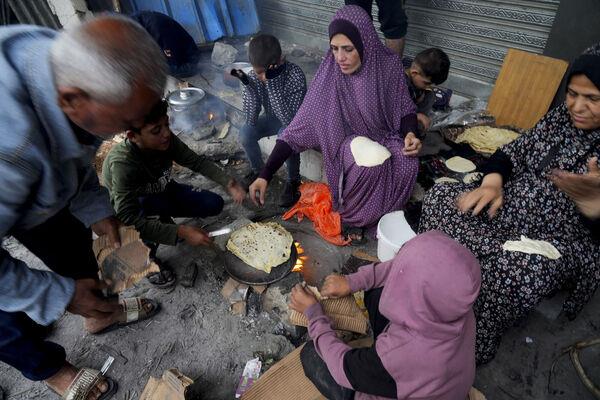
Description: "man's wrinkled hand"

(66, 279), (120, 319)
(91, 216), (121, 248)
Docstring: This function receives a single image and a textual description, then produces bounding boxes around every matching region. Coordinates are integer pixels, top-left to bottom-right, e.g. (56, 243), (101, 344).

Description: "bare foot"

(84, 299), (155, 334)
(45, 363), (108, 400)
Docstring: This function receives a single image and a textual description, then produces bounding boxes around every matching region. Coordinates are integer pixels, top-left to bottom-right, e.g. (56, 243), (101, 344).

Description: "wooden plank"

(487, 49), (569, 130)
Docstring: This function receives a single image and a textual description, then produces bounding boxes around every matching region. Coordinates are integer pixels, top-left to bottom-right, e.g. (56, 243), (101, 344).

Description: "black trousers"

(0, 209), (98, 381)
(301, 288), (389, 400)
(345, 0), (408, 39)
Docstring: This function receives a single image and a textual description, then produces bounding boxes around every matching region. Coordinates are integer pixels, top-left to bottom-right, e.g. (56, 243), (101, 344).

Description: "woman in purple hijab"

(290, 231), (481, 399)
(249, 5), (421, 242)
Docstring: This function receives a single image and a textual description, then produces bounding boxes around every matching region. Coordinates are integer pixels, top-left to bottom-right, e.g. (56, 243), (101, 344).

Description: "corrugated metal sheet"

(256, 0), (560, 98)
(5, 0), (61, 29)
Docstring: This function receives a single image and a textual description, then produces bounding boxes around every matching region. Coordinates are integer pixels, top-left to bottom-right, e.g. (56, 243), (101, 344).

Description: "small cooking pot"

(166, 88), (210, 137)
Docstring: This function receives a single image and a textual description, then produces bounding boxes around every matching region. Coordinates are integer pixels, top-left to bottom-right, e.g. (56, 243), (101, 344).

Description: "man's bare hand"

(91, 217), (121, 248)
(66, 279), (120, 319)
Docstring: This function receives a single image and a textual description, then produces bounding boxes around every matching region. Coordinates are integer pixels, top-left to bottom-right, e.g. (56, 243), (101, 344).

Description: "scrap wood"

(93, 226), (159, 294)
(216, 121), (231, 139)
(548, 338), (600, 399)
(289, 294), (368, 334)
(139, 369), (193, 400)
(351, 250), (379, 263)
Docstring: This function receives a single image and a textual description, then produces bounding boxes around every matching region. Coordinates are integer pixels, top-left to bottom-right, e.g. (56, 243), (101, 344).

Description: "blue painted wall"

(122, 0), (260, 43)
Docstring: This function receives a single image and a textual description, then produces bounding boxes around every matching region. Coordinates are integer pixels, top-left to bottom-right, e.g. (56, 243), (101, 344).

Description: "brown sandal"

(92, 297), (160, 335)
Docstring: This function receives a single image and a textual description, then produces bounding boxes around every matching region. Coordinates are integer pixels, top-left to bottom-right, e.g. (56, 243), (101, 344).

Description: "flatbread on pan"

(226, 222), (294, 273)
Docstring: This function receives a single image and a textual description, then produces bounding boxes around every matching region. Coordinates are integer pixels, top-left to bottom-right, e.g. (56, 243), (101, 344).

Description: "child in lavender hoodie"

(290, 230), (481, 400)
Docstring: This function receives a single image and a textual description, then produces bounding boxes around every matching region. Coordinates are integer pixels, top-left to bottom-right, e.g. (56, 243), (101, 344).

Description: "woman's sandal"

(342, 226), (367, 246)
(61, 368), (117, 400)
(92, 297), (161, 335)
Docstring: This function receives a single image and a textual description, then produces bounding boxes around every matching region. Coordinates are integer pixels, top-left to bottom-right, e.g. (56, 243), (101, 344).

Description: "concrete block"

(211, 42), (238, 67)
(258, 136), (325, 183)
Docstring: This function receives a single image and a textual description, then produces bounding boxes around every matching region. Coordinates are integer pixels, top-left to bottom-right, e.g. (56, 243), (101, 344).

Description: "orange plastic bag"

(283, 183), (350, 246)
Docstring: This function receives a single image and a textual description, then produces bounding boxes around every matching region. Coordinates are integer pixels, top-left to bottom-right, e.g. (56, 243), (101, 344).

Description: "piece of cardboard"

(139, 369), (193, 400)
(241, 339), (374, 400)
(241, 345), (325, 400)
(92, 226), (159, 294)
(487, 49), (569, 129)
(289, 295), (368, 334)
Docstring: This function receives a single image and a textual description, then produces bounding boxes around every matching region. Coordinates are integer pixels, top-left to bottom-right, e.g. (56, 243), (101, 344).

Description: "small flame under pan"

(222, 243), (298, 286)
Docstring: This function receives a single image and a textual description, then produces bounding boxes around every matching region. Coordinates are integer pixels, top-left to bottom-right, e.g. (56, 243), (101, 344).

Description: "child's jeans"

(239, 115), (301, 182)
(139, 181), (224, 253)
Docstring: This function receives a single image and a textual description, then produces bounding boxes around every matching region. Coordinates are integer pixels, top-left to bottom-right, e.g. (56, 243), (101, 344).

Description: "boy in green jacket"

(103, 100), (246, 287)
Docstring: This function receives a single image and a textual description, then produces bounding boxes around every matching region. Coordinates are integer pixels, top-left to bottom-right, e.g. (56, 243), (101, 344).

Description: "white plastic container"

(377, 211), (416, 262)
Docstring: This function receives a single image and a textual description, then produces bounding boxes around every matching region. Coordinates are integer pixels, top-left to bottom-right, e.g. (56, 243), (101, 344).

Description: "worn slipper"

(59, 368), (118, 400)
(342, 226), (366, 246)
(92, 298), (161, 335)
(147, 269), (176, 289)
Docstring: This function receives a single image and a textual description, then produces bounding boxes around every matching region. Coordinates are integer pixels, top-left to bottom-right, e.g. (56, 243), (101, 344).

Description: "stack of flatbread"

(456, 126), (520, 154)
(226, 222), (294, 274)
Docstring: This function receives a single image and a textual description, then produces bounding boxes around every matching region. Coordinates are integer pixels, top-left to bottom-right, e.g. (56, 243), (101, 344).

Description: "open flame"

(292, 242), (308, 272)
(208, 112), (214, 121)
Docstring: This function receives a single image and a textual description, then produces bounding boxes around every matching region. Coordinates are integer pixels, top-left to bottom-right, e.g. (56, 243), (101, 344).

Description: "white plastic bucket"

(377, 211), (416, 262)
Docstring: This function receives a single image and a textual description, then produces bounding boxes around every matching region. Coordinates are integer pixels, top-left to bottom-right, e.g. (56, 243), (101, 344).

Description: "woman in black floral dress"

(419, 44), (600, 364)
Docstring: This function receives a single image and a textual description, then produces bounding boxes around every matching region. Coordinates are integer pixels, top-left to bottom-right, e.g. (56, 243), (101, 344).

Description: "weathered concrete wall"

(47, 0), (93, 27)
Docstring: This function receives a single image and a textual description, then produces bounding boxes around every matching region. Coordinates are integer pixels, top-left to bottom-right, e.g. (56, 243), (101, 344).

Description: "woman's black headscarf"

(566, 43), (600, 90)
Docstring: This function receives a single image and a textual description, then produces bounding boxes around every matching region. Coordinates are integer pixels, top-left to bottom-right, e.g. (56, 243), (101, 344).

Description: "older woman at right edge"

(419, 43), (600, 364)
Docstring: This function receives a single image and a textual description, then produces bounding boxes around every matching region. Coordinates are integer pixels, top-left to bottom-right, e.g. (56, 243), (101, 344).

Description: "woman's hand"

(248, 178), (268, 206)
(227, 179), (246, 205)
(456, 173), (504, 218)
(403, 132), (422, 157)
(549, 157), (600, 219)
(321, 274), (351, 298)
(289, 284), (318, 314)
(416, 113), (431, 131)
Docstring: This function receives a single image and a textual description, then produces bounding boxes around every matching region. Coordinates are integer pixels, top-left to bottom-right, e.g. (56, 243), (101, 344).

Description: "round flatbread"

(463, 172), (483, 184)
(226, 222), (294, 274)
(456, 126), (520, 154)
(445, 156), (476, 173)
(434, 177), (460, 184)
(350, 136), (391, 167)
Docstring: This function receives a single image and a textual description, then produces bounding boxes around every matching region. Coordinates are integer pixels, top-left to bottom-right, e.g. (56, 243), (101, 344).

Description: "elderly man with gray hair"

(0, 16), (167, 400)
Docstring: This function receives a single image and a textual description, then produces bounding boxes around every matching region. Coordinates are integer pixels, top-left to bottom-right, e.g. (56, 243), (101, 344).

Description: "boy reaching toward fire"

(102, 100), (246, 287)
